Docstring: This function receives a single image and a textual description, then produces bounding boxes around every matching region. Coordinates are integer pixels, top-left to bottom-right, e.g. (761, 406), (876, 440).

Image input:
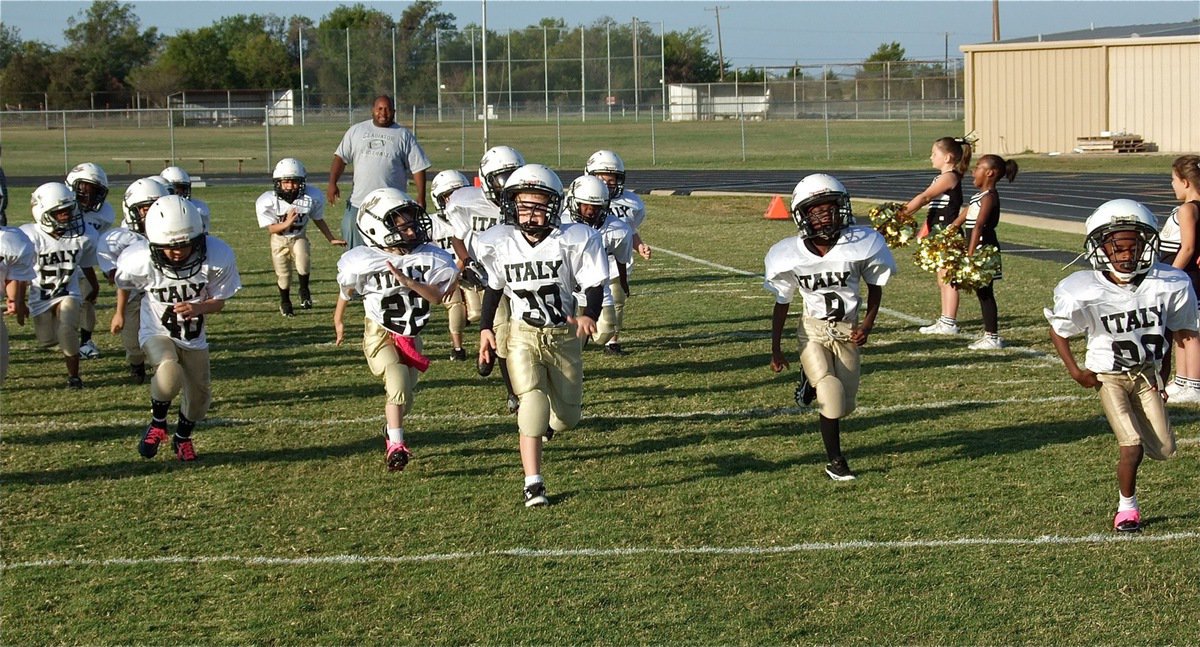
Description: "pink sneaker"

(1113, 509), (1141, 533)
(385, 440), (411, 472)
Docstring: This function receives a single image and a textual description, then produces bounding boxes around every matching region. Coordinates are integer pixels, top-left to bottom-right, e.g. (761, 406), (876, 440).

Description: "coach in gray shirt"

(327, 95), (431, 249)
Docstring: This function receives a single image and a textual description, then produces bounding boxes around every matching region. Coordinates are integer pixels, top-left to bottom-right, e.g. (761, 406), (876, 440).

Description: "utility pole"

(705, 5), (729, 81)
(992, 0), (1001, 41)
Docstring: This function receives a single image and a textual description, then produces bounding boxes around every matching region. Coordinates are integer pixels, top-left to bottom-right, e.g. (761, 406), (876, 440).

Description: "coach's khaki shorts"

(143, 335), (211, 421)
(363, 317), (421, 411)
(1097, 370), (1176, 460)
(270, 234), (312, 289)
(34, 298), (81, 357)
(506, 320), (583, 438)
(798, 316), (861, 419)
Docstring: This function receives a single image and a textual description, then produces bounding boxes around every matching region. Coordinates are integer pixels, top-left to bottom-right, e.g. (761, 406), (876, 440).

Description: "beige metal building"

(960, 22), (1199, 155)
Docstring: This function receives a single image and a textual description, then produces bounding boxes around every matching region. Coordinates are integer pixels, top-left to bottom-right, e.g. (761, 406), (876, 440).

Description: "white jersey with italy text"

(0, 226), (36, 285)
(608, 192), (646, 231)
(563, 211), (634, 304)
(763, 225), (896, 323)
(98, 226), (146, 281)
(114, 236), (241, 350)
(476, 222), (608, 329)
(428, 211), (458, 253)
(82, 202), (116, 237)
(444, 186), (503, 260)
(19, 223), (99, 317)
(1045, 264), (1198, 374)
(336, 243), (457, 337)
(255, 186), (326, 239)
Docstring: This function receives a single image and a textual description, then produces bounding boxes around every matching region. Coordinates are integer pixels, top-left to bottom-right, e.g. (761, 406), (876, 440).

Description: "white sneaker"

(1164, 382), (1184, 399)
(1169, 387), (1200, 404)
(918, 321), (959, 335)
(967, 335), (1005, 350)
(78, 340), (101, 360)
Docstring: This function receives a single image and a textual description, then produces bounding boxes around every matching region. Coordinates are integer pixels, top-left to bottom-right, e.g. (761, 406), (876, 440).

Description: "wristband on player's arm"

(479, 286), (502, 332)
(582, 284), (603, 321)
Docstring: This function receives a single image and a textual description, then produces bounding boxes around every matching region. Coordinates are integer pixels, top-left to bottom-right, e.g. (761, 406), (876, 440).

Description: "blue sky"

(4, 1), (1197, 67)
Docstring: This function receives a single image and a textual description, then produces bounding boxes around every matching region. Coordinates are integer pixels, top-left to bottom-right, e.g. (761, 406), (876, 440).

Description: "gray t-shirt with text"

(334, 120), (432, 206)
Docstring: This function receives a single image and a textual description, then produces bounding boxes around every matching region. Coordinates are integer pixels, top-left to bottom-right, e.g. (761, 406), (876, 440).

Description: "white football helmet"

(32, 182), (83, 237)
(357, 188), (431, 253)
(565, 175), (610, 229)
(500, 164), (564, 241)
(790, 173), (854, 239)
(1084, 199), (1160, 281)
(66, 162), (109, 212)
(122, 177), (171, 235)
(478, 146), (525, 206)
(585, 150), (626, 198)
(430, 169), (471, 211)
(272, 158), (307, 202)
(160, 166), (193, 198)
(145, 195), (207, 279)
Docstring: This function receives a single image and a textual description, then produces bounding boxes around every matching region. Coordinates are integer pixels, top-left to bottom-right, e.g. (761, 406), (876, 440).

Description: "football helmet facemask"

(357, 188), (432, 253)
(145, 195), (207, 280)
(66, 162), (110, 212)
(32, 182), (84, 237)
(431, 169), (471, 211)
(790, 173), (853, 240)
(122, 177), (171, 235)
(1084, 199), (1160, 282)
(160, 166), (193, 199)
(272, 158), (307, 203)
(585, 150), (626, 198)
(500, 164), (564, 243)
(566, 175), (610, 229)
(478, 146), (525, 206)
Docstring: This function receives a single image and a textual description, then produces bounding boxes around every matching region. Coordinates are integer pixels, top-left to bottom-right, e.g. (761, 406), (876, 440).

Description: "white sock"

(1118, 492), (1138, 512)
(386, 427), (404, 443)
(938, 316), (957, 326)
(524, 474), (543, 487)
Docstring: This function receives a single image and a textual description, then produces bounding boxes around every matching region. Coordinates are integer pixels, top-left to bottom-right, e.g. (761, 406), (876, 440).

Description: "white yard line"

(4, 531), (1197, 571)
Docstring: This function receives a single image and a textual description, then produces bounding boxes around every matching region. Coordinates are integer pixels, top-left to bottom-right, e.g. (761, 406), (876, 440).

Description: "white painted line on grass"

(4, 531), (1197, 571)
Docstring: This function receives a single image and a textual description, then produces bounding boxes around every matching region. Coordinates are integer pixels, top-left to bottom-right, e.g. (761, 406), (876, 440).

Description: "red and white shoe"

(385, 439), (411, 472)
(1113, 509), (1141, 533)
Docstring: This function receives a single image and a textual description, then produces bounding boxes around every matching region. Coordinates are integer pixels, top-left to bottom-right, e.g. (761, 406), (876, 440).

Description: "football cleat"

(794, 374), (817, 407)
(1113, 509), (1141, 533)
(542, 427), (555, 443)
(67, 376), (84, 389)
(172, 435), (197, 462)
(139, 422), (169, 458)
(78, 340), (102, 360)
(450, 348), (467, 362)
(825, 456), (857, 481)
(130, 363), (147, 384)
(523, 482), (549, 507)
(280, 299), (295, 318)
(299, 286), (313, 310)
(385, 439), (412, 472)
(506, 394), (520, 414)
(603, 342), (628, 356)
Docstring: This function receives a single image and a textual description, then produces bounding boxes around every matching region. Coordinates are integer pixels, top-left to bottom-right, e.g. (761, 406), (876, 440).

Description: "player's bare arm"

(851, 284), (884, 346)
(312, 219), (346, 246)
(110, 287), (129, 333)
(769, 301), (791, 372)
(333, 294), (349, 345)
(1049, 328), (1098, 388)
(327, 155), (346, 205)
(83, 267), (100, 303)
(174, 298), (225, 320)
(633, 232), (651, 260)
(385, 261), (445, 304)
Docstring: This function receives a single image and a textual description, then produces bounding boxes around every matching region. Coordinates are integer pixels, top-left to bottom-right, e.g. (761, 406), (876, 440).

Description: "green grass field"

(3, 187), (1199, 644)
(0, 117), (1178, 177)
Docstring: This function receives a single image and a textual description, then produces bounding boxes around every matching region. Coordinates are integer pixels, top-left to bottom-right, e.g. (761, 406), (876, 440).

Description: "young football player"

(67, 162), (114, 360)
(429, 169), (477, 360)
(1045, 199), (1197, 533)
(765, 174), (897, 481)
(475, 164), (609, 507)
(585, 150), (651, 355)
(1, 225), (36, 386)
(257, 158), (345, 317)
(117, 195), (241, 461)
(904, 137), (972, 336)
(159, 166), (211, 232)
(445, 146), (526, 412)
(100, 177), (171, 384)
(1160, 155), (1200, 403)
(563, 175), (634, 347)
(20, 182), (100, 389)
(334, 188), (458, 472)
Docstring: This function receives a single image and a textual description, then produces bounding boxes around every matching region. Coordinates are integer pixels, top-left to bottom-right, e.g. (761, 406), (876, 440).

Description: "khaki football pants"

(34, 298), (81, 357)
(462, 285), (482, 323)
(797, 316), (861, 419)
(121, 293), (145, 365)
(444, 287), (466, 336)
(363, 318), (421, 411)
(494, 296), (511, 359)
(1097, 371), (1176, 460)
(270, 234), (311, 290)
(609, 277), (628, 333)
(80, 280), (98, 333)
(143, 335), (211, 421)
(506, 321), (584, 438)
(577, 304), (617, 346)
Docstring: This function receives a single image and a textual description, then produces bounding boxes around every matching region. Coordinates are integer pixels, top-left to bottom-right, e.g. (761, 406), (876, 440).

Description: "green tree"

(0, 25), (23, 70)
(663, 27), (721, 83)
(313, 4), (396, 109)
(0, 41), (55, 108)
(61, 0), (159, 99)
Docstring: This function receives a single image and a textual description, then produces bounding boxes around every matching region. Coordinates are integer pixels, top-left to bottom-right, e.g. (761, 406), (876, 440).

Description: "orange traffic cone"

(763, 195), (790, 220)
(473, 175), (483, 188)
